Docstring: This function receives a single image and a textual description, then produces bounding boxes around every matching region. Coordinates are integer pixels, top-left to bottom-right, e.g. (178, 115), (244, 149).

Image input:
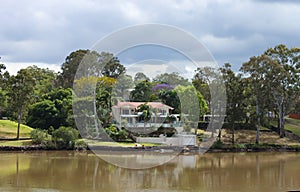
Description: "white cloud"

(119, 2), (149, 23)
(124, 59), (217, 80)
(4, 62), (61, 75)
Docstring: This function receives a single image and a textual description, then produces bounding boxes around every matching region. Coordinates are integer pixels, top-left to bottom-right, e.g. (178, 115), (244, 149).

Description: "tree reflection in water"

(0, 151), (300, 192)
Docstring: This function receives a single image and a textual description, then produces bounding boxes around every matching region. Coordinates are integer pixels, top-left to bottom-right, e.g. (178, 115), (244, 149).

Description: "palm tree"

(137, 103), (152, 134)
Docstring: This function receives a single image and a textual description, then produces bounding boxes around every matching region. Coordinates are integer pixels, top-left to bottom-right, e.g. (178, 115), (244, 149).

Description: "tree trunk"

(231, 123), (235, 144)
(16, 108), (22, 140)
(93, 89), (99, 138)
(255, 97), (260, 144)
(211, 108), (215, 138)
(128, 132), (137, 142)
(279, 103), (285, 138)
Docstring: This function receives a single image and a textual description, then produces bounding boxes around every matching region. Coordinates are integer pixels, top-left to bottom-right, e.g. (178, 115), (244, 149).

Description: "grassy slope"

(0, 120), (33, 139)
(221, 118), (300, 145)
(0, 120), (33, 146)
(285, 117), (300, 137)
(221, 129), (299, 145)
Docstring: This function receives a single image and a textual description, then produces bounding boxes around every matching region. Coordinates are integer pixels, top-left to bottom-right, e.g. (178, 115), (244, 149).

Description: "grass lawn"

(84, 139), (163, 147)
(285, 117), (300, 125)
(0, 120), (33, 139)
(285, 123), (300, 137)
(221, 129), (299, 145)
(0, 139), (32, 146)
(269, 118), (300, 138)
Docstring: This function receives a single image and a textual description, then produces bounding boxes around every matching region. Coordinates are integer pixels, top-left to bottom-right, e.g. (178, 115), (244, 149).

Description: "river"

(0, 151), (300, 192)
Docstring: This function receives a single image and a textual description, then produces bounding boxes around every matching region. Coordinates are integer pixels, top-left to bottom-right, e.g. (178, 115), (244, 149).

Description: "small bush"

(52, 126), (79, 149)
(232, 143), (246, 149)
(75, 139), (88, 150)
(211, 140), (224, 149)
(30, 129), (51, 145)
(105, 125), (128, 141)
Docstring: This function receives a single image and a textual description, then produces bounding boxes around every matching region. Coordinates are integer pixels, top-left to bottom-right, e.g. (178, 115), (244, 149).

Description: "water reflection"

(0, 151), (300, 192)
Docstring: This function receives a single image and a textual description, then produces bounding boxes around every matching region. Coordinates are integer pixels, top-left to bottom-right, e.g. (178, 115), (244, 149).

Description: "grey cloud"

(0, 0), (299, 74)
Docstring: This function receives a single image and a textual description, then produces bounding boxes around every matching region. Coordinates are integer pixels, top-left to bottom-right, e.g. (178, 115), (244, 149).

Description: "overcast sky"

(1, 0), (300, 75)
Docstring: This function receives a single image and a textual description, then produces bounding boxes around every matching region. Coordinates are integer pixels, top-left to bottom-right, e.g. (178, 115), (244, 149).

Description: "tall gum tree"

(8, 68), (35, 139)
(220, 63), (245, 144)
(264, 44), (300, 137)
(241, 44), (300, 140)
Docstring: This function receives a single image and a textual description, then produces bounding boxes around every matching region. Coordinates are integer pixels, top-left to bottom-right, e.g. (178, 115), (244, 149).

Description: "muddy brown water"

(1, 151), (300, 192)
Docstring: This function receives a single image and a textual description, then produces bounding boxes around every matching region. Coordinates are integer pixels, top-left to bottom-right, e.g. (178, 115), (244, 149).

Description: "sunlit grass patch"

(0, 120), (33, 139)
(285, 123), (300, 137)
(83, 139), (162, 147)
(0, 139), (32, 146)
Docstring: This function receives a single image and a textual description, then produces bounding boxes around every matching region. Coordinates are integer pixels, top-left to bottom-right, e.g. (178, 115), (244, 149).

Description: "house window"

(122, 109), (130, 114)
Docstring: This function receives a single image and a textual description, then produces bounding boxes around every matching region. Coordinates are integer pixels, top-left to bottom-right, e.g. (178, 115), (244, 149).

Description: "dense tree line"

(0, 44), (299, 143)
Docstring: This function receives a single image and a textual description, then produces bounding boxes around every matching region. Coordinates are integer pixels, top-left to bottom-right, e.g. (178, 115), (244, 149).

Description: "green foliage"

(153, 72), (189, 86)
(52, 126), (79, 149)
(294, 99), (300, 112)
(158, 90), (180, 114)
(7, 68), (36, 139)
(96, 77), (117, 128)
(164, 115), (177, 123)
(59, 49), (89, 88)
(59, 50), (125, 88)
(23, 65), (57, 101)
(105, 124), (128, 141)
(27, 100), (58, 129)
(27, 87), (73, 130)
(30, 129), (51, 145)
(99, 52), (126, 78)
(241, 44), (300, 139)
(0, 89), (8, 118)
(211, 140), (224, 149)
(112, 74), (134, 100)
(232, 143), (247, 149)
(137, 103), (152, 122)
(175, 85), (208, 120)
(134, 72), (150, 84)
(157, 127), (177, 137)
(130, 80), (153, 101)
(74, 139), (88, 150)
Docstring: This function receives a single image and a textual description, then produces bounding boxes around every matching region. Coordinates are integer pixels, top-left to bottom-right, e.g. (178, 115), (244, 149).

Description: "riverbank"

(1, 143), (300, 153)
(1, 121), (300, 153)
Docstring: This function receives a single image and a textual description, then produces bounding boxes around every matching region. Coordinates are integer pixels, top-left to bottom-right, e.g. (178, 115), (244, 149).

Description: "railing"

(124, 122), (182, 128)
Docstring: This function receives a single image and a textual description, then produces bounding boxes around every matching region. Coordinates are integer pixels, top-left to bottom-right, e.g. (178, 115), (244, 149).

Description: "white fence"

(136, 134), (197, 146)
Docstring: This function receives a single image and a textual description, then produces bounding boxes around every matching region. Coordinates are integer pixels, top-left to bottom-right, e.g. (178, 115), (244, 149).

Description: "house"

(112, 101), (197, 146)
(112, 101), (177, 128)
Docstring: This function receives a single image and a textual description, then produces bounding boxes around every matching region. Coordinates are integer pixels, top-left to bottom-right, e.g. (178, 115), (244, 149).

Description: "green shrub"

(30, 129), (51, 145)
(211, 140), (224, 149)
(105, 125), (128, 141)
(75, 139), (88, 150)
(52, 126), (79, 149)
(232, 143), (246, 149)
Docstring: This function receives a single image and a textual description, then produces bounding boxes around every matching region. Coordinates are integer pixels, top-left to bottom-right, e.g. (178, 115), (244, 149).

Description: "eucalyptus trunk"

(255, 97), (260, 144)
(93, 89), (99, 138)
(279, 103), (285, 138)
(16, 108), (22, 140)
(231, 123), (235, 144)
